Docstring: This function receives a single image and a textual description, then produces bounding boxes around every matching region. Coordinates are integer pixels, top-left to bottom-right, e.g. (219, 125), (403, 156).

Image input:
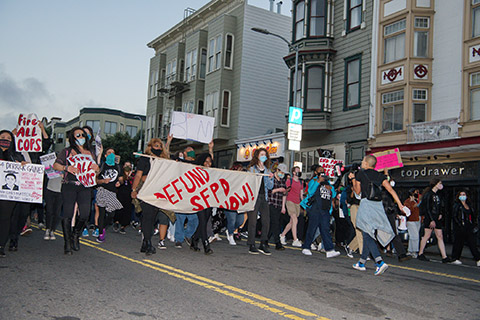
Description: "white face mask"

(390, 180), (396, 187)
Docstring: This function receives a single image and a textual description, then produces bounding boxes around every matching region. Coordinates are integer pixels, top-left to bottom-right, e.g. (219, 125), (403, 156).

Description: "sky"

(0, 0), (291, 130)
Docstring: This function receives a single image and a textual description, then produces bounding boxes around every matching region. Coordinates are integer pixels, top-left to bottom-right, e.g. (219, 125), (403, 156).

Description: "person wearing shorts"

(280, 166), (303, 247)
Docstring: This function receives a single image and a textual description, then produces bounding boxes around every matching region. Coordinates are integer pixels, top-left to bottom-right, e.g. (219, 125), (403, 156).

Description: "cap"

(277, 163), (288, 173)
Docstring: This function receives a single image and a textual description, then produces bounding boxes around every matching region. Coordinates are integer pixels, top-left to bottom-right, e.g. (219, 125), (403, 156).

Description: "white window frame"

(205, 91), (219, 127)
(184, 49), (198, 82)
(199, 48), (207, 79)
(183, 100), (194, 113)
(414, 17), (430, 28)
(220, 90), (231, 127)
(224, 34), (234, 69)
(215, 34), (222, 70)
(384, 19), (406, 64)
(412, 89), (428, 100)
(381, 90), (404, 132)
(207, 35), (223, 74)
(104, 121), (117, 135)
(470, 72), (480, 120)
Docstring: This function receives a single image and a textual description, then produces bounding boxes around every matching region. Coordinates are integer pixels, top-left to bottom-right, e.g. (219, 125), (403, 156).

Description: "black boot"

(140, 239), (148, 253)
(0, 246), (5, 257)
(72, 219), (86, 251)
(145, 240), (156, 256)
(258, 241), (271, 256)
(203, 239), (213, 255)
(190, 237), (200, 252)
(62, 218), (73, 255)
(8, 239), (17, 252)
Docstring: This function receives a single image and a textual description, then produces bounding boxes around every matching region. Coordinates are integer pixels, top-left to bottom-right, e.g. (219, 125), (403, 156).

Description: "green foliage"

(101, 132), (141, 164)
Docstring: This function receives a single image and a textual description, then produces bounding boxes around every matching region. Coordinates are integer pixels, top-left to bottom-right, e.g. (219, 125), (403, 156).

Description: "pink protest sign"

(373, 148), (403, 171)
(67, 154), (97, 187)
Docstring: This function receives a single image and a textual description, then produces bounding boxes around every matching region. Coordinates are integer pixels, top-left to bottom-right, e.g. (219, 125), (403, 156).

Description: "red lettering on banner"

(179, 176), (196, 193)
(245, 182), (254, 200)
(187, 170), (205, 188)
(190, 196), (204, 211)
(234, 185), (249, 205)
(195, 167), (210, 183)
(171, 178), (184, 200)
(219, 178), (230, 196)
(210, 182), (220, 203)
(229, 196), (240, 210)
(154, 192), (166, 200)
(199, 187), (211, 208)
(163, 184), (179, 205)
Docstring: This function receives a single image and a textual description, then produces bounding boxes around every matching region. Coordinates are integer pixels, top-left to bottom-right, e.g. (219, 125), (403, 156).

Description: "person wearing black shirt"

(349, 155), (404, 276)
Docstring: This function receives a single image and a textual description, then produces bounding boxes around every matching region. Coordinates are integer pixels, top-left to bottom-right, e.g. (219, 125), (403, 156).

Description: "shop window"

(382, 90), (404, 132)
(344, 54), (361, 110)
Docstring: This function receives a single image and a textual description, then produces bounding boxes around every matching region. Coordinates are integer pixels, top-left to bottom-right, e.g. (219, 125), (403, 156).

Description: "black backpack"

(362, 170), (383, 202)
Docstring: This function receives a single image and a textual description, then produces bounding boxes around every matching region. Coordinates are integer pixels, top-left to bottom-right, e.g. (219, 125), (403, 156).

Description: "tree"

(101, 132), (141, 164)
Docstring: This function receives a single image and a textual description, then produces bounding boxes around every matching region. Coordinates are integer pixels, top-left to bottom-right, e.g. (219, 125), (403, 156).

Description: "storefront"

(235, 133), (286, 165)
(390, 161), (480, 243)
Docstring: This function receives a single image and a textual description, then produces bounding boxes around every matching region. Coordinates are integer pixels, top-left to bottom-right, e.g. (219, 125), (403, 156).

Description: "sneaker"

(208, 235), (217, 243)
(214, 233), (222, 241)
(20, 227), (32, 236)
(302, 249), (312, 256)
(82, 228), (89, 237)
(153, 228), (159, 236)
(226, 232), (236, 246)
(326, 250), (341, 258)
(311, 243), (318, 251)
(442, 257), (453, 263)
(92, 228), (100, 237)
(96, 233), (105, 243)
(44, 229), (51, 240)
(407, 252), (418, 259)
(258, 243), (271, 256)
(158, 240), (166, 250)
(398, 254), (412, 262)
(352, 262), (366, 271)
(112, 222), (120, 233)
(279, 234), (287, 245)
(450, 259), (462, 265)
(249, 245), (260, 255)
(119, 228), (126, 235)
(38, 222), (46, 229)
(49, 230), (56, 240)
(417, 254), (429, 261)
(175, 241), (182, 248)
(292, 239), (302, 247)
(240, 231), (248, 239)
(374, 262), (388, 276)
(275, 243), (285, 251)
(476, 260), (480, 267)
(345, 246), (354, 258)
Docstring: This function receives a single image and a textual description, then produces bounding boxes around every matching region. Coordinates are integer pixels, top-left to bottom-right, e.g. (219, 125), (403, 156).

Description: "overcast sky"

(0, 0), (291, 130)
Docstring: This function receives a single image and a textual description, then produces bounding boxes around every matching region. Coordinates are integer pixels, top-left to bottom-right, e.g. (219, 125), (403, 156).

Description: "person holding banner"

(247, 148), (274, 255)
(0, 129), (25, 257)
(131, 137), (171, 255)
(53, 127), (99, 255)
(268, 163), (288, 251)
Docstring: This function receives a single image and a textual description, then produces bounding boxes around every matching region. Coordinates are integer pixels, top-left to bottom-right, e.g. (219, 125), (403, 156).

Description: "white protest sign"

(67, 154), (97, 187)
(0, 161), (44, 203)
(138, 158), (262, 214)
(95, 129), (102, 157)
(40, 153), (62, 179)
(169, 112), (214, 144)
(318, 157), (343, 177)
(15, 113), (42, 153)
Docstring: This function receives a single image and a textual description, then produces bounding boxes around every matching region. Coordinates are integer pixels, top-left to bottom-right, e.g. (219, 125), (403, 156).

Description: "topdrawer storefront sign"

(390, 161), (479, 183)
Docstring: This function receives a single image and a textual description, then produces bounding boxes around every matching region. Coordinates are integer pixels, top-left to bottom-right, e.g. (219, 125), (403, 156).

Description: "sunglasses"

(75, 133), (86, 138)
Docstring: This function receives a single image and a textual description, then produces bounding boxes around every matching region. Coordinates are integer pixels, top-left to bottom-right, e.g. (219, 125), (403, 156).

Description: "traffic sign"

(287, 123), (302, 141)
(288, 140), (300, 151)
(288, 107), (303, 125)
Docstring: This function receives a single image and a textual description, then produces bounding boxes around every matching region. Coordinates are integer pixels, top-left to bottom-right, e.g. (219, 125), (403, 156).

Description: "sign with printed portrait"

(0, 161), (44, 203)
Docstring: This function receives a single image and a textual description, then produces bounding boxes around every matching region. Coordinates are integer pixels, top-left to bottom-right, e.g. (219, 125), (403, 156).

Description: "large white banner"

(0, 161), (44, 203)
(138, 158), (262, 213)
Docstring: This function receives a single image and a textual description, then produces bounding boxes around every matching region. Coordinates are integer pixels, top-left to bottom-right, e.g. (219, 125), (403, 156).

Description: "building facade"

(369, 0), (480, 241)
(51, 107), (145, 153)
(284, 0), (374, 176)
(145, 0), (291, 168)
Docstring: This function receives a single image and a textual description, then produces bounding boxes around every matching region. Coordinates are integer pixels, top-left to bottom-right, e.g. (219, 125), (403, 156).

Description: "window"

(224, 34), (234, 69)
(199, 48), (207, 79)
(166, 59), (177, 86)
(215, 35), (222, 70)
(290, 69), (303, 108)
(413, 103), (426, 123)
(473, 4), (480, 37)
(384, 19), (406, 36)
(104, 121), (117, 135)
(221, 90), (231, 127)
(414, 22), (429, 58)
(207, 39), (215, 73)
(414, 17), (429, 28)
(183, 100), (194, 113)
(305, 65), (324, 111)
(384, 20), (406, 63)
(160, 69), (166, 88)
(412, 89), (427, 100)
(294, 1), (305, 41)
(57, 132), (64, 144)
(470, 72), (480, 120)
(309, 0), (326, 37)
(185, 49), (198, 82)
(344, 55), (361, 109)
(149, 70), (158, 98)
(126, 125), (138, 137)
(207, 35), (222, 73)
(382, 90), (404, 132)
(348, 0), (362, 31)
(85, 120), (100, 133)
(198, 100), (204, 115)
(120, 124), (124, 132)
(205, 91), (219, 125)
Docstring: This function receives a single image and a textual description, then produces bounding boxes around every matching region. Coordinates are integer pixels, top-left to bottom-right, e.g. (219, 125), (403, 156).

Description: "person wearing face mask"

(280, 166), (304, 247)
(94, 148), (123, 243)
(403, 189), (421, 258)
(267, 163), (288, 251)
(131, 136), (172, 255)
(181, 141), (214, 164)
(246, 148), (274, 255)
(417, 178), (452, 263)
(82, 126), (103, 164)
(113, 162), (135, 234)
(0, 130), (25, 257)
(53, 127), (100, 254)
(450, 190), (480, 266)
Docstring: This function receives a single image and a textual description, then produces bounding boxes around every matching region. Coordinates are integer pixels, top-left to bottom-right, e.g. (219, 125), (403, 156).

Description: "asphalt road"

(1, 225), (479, 320)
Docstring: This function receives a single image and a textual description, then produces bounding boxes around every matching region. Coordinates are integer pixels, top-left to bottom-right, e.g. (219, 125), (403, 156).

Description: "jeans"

(360, 232), (383, 264)
(406, 220), (421, 254)
(225, 210), (244, 235)
(302, 208), (334, 251)
(174, 213), (199, 242)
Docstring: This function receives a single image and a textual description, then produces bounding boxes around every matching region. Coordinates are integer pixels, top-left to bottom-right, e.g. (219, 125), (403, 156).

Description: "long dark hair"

(247, 148), (271, 170)
(0, 130), (17, 160)
(422, 177), (442, 196)
(67, 127), (90, 154)
(82, 125), (95, 144)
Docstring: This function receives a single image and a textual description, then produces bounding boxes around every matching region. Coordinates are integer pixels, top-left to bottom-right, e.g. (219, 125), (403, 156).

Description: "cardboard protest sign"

(0, 161), (44, 203)
(67, 154), (97, 187)
(40, 153), (62, 179)
(138, 158), (262, 213)
(318, 157), (343, 177)
(373, 148), (403, 171)
(15, 113), (42, 152)
(169, 112), (214, 144)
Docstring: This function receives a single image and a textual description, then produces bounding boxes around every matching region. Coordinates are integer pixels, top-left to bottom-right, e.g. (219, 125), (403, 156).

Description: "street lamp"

(251, 27), (300, 170)
(134, 115), (144, 152)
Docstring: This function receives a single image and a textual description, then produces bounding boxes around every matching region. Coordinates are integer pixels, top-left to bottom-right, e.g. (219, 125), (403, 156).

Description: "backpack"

(362, 170), (382, 202)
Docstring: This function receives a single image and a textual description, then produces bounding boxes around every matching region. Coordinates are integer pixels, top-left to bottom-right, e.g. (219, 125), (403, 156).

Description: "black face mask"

(296, 172), (302, 178)
(152, 148), (162, 156)
(0, 139), (12, 149)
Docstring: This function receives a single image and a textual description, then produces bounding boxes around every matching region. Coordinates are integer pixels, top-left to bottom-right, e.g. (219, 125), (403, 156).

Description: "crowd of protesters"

(1, 126), (479, 276)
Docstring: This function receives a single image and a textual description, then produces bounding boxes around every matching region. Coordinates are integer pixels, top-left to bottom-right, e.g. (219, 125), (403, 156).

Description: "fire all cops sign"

(381, 66), (404, 85)
(15, 113), (42, 153)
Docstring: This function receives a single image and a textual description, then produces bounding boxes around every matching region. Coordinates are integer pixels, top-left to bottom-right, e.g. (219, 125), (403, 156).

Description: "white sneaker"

(326, 250), (341, 258)
(214, 233), (222, 241)
(451, 260), (462, 265)
(302, 249), (312, 256)
(49, 230), (56, 240)
(208, 235), (216, 243)
(43, 229), (51, 240)
(476, 260), (480, 267)
(280, 235), (287, 245)
(226, 232), (236, 246)
(311, 243), (318, 251)
(292, 239), (302, 247)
